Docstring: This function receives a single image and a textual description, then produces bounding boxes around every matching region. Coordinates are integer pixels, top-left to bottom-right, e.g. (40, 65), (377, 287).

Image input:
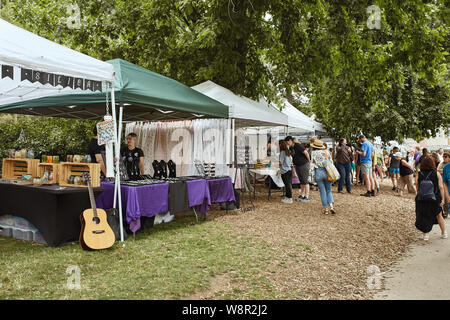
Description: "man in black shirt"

(285, 136), (311, 202)
(87, 126), (107, 176)
(121, 132), (145, 180)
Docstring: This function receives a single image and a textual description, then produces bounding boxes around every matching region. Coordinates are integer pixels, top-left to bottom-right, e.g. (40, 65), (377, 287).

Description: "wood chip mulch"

(208, 180), (419, 299)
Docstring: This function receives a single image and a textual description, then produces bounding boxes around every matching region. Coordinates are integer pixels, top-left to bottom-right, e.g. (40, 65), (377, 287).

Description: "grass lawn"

(0, 212), (282, 300)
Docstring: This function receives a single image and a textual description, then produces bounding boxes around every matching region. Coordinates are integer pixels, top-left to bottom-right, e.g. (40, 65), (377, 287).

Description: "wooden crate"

(38, 163), (60, 184)
(59, 162), (100, 188)
(2, 158), (40, 179)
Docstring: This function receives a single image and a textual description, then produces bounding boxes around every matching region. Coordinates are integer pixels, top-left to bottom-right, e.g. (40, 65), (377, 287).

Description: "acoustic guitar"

(79, 173), (115, 250)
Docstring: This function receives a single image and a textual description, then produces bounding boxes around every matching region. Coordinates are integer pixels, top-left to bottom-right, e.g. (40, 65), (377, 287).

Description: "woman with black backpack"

(415, 156), (447, 241)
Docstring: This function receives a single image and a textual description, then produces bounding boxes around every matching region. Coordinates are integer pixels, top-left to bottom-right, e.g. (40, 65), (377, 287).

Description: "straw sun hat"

(311, 139), (326, 149)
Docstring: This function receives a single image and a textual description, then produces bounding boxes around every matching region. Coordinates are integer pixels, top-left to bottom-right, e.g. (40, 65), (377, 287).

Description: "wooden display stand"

(38, 163), (60, 184)
(59, 162), (100, 188)
(2, 158), (40, 179)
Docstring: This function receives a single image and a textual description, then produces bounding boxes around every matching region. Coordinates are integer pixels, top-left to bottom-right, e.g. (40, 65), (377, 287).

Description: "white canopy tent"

(191, 80), (288, 128)
(0, 18), (115, 106)
(279, 100), (315, 134)
(0, 19), (127, 242)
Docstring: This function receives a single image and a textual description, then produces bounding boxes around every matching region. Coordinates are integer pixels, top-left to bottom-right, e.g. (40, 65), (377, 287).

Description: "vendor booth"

(0, 18), (116, 246)
(0, 20), (233, 246)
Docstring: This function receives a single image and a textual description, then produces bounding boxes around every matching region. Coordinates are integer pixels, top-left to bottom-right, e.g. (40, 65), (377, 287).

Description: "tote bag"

(322, 151), (341, 182)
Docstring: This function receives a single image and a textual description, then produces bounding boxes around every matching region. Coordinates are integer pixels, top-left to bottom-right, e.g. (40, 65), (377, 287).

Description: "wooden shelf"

(2, 158), (39, 179)
(59, 162), (100, 188)
(37, 163), (60, 184)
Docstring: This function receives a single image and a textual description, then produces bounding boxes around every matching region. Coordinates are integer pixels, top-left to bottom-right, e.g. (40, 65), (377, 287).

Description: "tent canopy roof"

(191, 80), (287, 128)
(0, 58), (228, 120)
(0, 19), (114, 82)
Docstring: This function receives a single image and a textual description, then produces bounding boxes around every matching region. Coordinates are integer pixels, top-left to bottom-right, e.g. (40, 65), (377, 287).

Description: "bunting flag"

(1, 63), (102, 92)
(1, 65), (13, 79)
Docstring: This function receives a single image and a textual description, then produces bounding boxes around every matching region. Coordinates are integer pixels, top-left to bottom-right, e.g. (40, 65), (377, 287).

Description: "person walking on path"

(285, 136), (311, 202)
(372, 146), (381, 195)
(396, 152), (416, 197)
(335, 138), (352, 194)
(309, 139), (336, 215)
(437, 148), (444, 165)
(413, 146), (422, 170)
(356, 134), (376, 197)
(388, 146), (401, 191)
(415, 156), (447, 241)
(441, 153), (450, 217)
(279, 140), (293, 204)
(354, 143), (363, 185)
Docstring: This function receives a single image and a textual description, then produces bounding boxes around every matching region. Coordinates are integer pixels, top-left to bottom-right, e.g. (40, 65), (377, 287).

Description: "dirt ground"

(195, 179), (419, 299)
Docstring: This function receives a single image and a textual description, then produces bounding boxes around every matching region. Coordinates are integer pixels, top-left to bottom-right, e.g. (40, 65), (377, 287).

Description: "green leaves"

(2, 0), (448, 143)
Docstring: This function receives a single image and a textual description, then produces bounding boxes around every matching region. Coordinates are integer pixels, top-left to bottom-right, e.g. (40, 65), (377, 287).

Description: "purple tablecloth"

(96, 181), (169, 233)
(208, 177), (235, 204)
(96, 177), (235, 231)
(186, 179), (211, 216)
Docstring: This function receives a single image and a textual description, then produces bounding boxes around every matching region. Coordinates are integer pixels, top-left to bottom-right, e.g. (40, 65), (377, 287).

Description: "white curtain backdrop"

(125, 119), (231, 177)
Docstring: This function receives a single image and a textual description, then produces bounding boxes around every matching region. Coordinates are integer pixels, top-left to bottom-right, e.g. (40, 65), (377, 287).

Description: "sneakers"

(441, 232), (448, 239)
(282, 198), (293, 204)
(423, 234), (429, 241)
(300, 197), (310, 202)
(296, 196), (304, 202)
(360, 191), (372, 197)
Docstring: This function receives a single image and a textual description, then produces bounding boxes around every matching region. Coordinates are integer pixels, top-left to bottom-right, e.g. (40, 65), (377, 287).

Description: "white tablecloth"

(249, 168), (284, 188)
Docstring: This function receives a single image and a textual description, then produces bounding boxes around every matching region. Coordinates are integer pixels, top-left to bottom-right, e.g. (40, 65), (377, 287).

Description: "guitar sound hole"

(92, 217), (100, 225)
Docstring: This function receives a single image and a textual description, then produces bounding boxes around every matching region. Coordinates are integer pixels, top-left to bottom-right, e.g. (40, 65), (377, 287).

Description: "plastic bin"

(12, 228), (33, 241)
(0, 214), (14, 226)
(0, 225), (12, 237)
(33, 231), (47, 245)
(14, 216), (31, 229)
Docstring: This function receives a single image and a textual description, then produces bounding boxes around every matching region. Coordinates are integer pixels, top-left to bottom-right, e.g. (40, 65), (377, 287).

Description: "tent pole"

(112, 89), (118, 210)
(117, 103), (124, 243)
(231, 118), (235, 166)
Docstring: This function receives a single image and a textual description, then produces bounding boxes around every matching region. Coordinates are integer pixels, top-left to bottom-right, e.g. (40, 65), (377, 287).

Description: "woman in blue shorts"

(389, 147), (401, 191)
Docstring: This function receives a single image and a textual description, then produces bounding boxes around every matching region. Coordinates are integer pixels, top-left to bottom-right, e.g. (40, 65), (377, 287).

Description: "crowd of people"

(278, 135), (450, 240)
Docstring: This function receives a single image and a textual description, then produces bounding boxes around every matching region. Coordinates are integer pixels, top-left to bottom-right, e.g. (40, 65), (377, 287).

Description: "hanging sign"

(96, 119), (116, 146)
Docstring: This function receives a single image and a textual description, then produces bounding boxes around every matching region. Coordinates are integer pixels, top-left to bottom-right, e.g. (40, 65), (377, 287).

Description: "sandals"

(322, 208), (329, 215)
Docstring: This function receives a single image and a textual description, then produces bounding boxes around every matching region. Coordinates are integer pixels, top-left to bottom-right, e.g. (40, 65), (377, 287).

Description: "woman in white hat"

(309, 139), (336, 214)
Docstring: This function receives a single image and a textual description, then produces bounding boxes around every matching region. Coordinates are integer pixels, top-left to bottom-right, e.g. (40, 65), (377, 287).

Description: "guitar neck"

(87, 178), (98, 218)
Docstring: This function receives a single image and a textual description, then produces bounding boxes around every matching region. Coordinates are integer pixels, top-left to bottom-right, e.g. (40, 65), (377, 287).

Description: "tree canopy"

(1, 0), (449, 143)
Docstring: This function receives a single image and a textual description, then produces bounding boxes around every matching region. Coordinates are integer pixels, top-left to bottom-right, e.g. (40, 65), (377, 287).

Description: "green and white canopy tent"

(0, 19), (228, 243)
(0, 58), (228, 120)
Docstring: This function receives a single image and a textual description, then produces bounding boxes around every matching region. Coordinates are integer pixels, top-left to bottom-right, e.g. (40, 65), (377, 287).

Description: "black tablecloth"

(168, 181), (190, 215)
(0, 183), (103, 247)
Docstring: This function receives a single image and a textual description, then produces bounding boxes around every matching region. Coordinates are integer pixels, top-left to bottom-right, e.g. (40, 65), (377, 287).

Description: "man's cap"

(359, 134), (365, 139)
(284, 136), (294, 141)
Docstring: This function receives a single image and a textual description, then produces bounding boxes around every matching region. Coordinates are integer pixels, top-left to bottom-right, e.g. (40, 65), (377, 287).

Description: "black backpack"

(417, 171), (436, 201)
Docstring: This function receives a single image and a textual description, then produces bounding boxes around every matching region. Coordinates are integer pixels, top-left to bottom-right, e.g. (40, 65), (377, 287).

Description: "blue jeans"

(336, 162), (352, 192)
(315, 168), (334, 208)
